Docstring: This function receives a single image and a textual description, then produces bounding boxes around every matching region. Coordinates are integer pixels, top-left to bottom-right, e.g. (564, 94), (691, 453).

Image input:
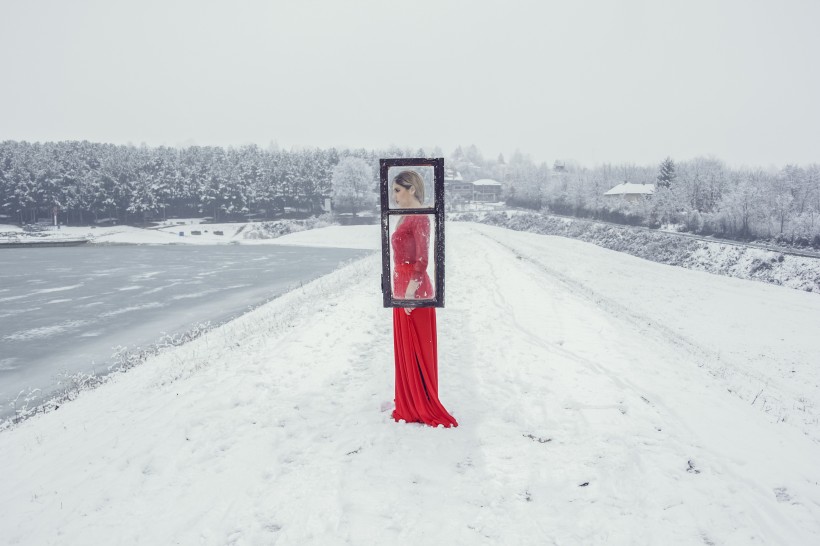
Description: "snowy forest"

(1, 140), (818, 247)
(0, 141), (351, 225)
(531, 157), (820, 247)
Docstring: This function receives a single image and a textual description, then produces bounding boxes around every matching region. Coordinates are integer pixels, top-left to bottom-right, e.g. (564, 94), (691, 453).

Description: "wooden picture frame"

(380, 158), (445, 308)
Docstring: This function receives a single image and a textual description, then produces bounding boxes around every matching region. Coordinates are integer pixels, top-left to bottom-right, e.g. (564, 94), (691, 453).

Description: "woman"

(390, 170), (458, 428)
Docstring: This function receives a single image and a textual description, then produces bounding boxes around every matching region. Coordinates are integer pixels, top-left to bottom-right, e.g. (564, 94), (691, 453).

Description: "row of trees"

(0, 141), (387, 225)
(2, 139), (818, 245)
(437, 146), (820, 246)
(0, 140), (449, 225)
(540, 158), (820, 246)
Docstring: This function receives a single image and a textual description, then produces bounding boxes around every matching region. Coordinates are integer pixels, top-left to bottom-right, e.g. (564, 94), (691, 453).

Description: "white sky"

(1, 0), (818, 168)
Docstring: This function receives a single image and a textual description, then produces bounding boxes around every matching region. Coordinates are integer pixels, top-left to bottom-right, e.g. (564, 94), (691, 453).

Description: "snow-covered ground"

(0, 221), (378, 249)
(452, 211), (820, 293)
(2, 222), (819, 545)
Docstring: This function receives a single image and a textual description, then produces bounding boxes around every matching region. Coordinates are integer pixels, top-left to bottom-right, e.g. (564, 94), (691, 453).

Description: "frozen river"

(0, 245), (371, 417)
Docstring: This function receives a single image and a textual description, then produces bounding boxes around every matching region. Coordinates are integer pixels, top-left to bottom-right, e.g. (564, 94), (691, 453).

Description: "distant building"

(472, 179), (503, 202)
(444, 168), (462, 183)
(604, 182), (655, 203)
(553, 161), (567, 173)
(445, 169), (473, 201)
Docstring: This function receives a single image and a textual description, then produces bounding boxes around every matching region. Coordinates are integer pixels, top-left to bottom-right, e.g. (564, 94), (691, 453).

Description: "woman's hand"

(404, 279), (420, 315)
(404, 279), (420, 300)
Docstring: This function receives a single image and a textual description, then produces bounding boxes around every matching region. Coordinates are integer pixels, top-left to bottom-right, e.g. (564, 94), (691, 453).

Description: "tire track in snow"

(448, 225), (683, 543)
(472, 222), (815, 433)
(479, 227), (715, 367)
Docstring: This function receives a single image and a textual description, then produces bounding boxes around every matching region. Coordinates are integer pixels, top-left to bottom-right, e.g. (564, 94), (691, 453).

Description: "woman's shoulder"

(409, 214), (430, 225)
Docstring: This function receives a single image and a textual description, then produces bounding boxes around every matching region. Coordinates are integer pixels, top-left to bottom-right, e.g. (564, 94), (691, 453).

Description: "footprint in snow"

(774, 487), (792, 502)
(523, 433), (552, 444)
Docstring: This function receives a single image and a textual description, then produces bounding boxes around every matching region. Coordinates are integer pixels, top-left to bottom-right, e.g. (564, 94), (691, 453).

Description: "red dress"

(391, 215), (458, 428)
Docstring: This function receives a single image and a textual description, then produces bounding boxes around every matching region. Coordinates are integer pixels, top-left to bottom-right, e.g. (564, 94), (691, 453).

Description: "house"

(444, 168), (462, 184)
(604, 182), (655, 203)
(472, 179), (503, 202)
(445, 169), (473, 201)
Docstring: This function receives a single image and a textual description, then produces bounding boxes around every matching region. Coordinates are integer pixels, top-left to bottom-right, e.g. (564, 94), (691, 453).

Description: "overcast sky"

(1, 0), (818, 168)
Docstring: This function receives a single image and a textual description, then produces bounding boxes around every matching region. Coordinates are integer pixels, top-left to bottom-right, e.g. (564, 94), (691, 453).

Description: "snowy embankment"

(2, 222), (820, 545)
(452, 211), (820, 293)
(0, 219), (376, 249)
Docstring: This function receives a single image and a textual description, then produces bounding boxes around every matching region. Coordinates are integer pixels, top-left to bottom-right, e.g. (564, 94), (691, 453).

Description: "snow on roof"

(444, 170), (463, 181)
(472, 178), (502, 186)
(604, 182), (656, 196)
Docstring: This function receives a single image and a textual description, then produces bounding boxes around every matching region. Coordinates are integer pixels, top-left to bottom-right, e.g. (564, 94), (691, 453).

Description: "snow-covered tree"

(505, 150), (547, 209)
(1, 140), (817, 247)
(331, 156), (375, 215)
(718, 172), (767, 239)
(657, 157), (676, 189)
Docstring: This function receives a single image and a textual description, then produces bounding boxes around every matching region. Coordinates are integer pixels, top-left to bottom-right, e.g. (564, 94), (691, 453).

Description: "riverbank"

(0, 244), (374, 423)
(0, 221), (379, 249)
(0, 238), (88, 248)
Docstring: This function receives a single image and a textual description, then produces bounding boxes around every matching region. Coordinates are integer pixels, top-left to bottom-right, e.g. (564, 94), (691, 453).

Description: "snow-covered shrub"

(243, 215), (338, 240)
(449, 212), (480, 223)
(452, 209), (820, 293)
(684, 210), (704, 233)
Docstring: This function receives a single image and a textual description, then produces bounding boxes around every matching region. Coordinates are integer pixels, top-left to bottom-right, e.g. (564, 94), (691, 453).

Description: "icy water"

(0, 245), (371, 416)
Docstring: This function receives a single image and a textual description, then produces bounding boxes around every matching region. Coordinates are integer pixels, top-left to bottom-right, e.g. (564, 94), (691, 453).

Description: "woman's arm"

(403, 216), (429, 308)
(410, 216), (430, 285)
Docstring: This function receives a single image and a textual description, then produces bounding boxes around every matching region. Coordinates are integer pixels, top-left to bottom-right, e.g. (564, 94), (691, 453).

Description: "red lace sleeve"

(411, 216), (430, 283)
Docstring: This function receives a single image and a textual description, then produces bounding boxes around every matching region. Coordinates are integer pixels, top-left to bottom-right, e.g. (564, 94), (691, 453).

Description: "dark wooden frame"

(380, 158), (445, 308)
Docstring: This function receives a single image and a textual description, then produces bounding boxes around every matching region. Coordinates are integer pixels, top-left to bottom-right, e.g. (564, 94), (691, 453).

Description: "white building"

(445, 169), (473, 201)
(604, 182), (655, 203)
(472, 179), (503, 202)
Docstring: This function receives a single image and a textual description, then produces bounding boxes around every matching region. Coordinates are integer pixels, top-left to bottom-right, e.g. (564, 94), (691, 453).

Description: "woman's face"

(392, 183), (417, 208)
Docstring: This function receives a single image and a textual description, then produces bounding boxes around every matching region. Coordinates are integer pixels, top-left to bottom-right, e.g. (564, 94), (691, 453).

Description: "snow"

(457, 211), (820, 293)
(2, 222), (820, 544)
(471, 178), (502, 186)
(99, 302), (165, 318)
(259, 225), (378, 250)
(2, 320), (90, 342)
(32, 284), (84, 294)
(604, 182), (656, 195)
(0, 222), (379, 249)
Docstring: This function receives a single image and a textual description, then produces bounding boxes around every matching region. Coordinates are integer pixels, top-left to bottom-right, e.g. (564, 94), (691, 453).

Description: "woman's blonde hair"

(393, 170), (425, 204)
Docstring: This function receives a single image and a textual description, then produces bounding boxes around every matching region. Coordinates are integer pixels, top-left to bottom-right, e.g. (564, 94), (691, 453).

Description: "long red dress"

(391, 215), (458, 428)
